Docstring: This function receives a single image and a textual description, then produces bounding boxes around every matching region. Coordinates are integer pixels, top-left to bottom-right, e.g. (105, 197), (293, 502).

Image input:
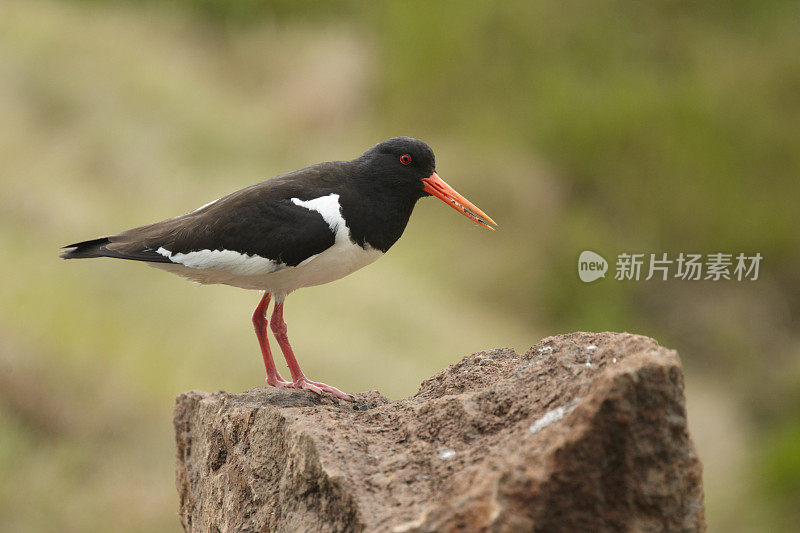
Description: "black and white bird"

(61, 137), (496, 400)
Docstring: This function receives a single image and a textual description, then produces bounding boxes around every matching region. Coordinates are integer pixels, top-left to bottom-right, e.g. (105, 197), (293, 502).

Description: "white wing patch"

(291, 194), (349, 241)
(156, 247), (285, 276)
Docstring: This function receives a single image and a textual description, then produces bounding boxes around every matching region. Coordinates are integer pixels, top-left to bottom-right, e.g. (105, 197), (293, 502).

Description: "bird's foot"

(287, 377), (354, 401)
(264, 369), (353, 402)
(265, 375), (292, 388)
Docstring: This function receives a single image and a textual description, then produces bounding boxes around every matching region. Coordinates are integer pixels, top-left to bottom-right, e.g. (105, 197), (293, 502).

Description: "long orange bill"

(421, 172), (498, 230)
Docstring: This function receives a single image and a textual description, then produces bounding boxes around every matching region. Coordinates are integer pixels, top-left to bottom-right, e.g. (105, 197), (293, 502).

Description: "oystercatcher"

(61, 137), (496, 400)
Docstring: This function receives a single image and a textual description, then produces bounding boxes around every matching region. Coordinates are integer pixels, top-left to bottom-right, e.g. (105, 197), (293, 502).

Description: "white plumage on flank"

(155, 247), (285, 276)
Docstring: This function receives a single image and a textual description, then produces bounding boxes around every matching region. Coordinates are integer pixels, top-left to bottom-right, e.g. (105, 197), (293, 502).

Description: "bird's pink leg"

(270, 299), (353, 401)
(252, 292), (290, 387)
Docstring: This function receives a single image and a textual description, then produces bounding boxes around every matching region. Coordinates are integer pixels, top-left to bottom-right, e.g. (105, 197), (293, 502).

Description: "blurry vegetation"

(1, 0), (798, 531)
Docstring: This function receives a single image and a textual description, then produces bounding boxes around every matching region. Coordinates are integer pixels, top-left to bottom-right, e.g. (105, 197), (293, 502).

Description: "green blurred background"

(1, 0), (798, 530)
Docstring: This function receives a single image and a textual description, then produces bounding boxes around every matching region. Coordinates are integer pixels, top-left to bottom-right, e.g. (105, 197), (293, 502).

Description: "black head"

(354, 136), (497, 230)
(356, 137), (436, 197)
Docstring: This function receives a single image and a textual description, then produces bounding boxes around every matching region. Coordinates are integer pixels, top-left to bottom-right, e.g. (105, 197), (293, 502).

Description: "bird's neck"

(339, 189), (419, 253)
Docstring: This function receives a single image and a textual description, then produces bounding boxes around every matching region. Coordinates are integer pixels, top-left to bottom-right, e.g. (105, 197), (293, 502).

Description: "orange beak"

(421, 172), (498, 230)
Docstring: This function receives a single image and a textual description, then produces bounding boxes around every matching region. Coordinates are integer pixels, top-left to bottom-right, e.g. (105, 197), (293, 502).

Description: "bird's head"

(359, 137), (497, 230)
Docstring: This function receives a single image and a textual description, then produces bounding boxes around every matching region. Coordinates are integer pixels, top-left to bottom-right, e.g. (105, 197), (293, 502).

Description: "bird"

(61, 137), (497, 400)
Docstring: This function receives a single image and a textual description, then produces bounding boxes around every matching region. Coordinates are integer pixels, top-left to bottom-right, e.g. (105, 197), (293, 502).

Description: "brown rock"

(174, 332), (705, 532)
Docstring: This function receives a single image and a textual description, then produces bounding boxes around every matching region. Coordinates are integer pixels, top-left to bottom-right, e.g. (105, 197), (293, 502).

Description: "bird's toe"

(286, 377), (353, 401)
(265, 375), (292, 388)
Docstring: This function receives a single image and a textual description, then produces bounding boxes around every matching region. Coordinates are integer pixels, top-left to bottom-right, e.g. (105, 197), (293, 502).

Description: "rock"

(173, 332), (705, 532)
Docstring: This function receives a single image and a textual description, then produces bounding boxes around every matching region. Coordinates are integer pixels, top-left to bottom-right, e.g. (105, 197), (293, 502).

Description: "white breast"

(151, 193), (383, 299)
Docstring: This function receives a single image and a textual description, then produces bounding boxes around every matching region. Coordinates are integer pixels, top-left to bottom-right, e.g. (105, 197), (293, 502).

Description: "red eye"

(399, 154), (412, 165)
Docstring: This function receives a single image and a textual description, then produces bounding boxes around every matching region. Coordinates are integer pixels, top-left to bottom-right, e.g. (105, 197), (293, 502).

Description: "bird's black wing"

(61, 167), (342, 267)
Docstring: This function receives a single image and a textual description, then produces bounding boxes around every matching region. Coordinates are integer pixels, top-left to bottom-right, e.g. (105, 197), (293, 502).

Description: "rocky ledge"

(174, 332), (705, 532)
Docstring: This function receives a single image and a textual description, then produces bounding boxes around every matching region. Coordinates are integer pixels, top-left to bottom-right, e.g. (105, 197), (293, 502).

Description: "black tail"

(60, 237), (113, 259)
(60, 236), (172, 263)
